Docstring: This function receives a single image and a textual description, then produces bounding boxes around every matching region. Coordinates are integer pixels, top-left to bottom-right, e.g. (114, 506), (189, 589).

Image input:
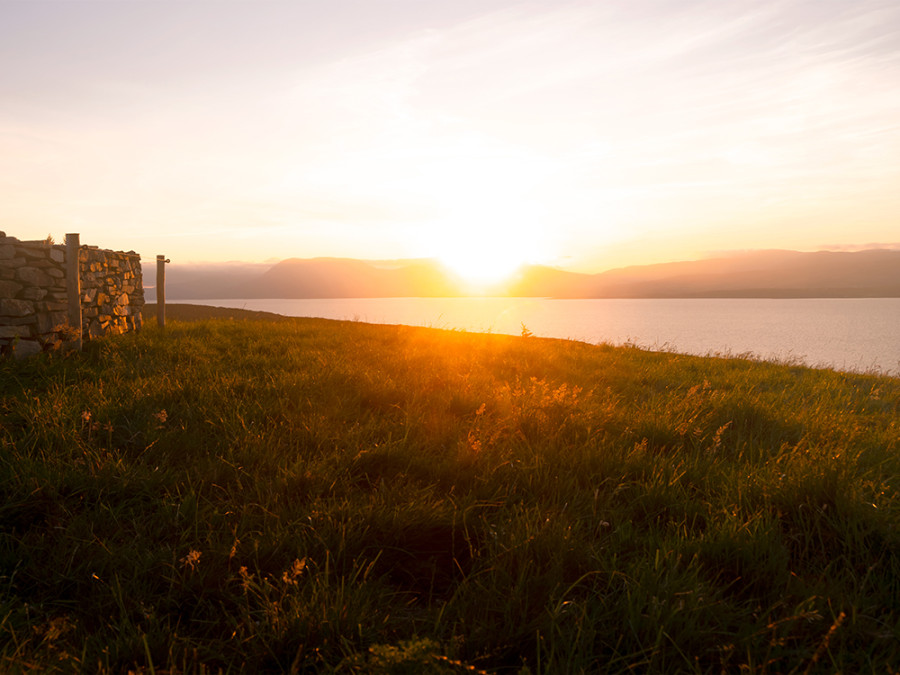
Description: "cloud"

(2, 0), (899, 264)
(819, 242), (900, 252)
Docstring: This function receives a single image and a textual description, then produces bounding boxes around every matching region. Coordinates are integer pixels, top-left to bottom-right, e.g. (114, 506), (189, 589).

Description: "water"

(179, 297), (900, 376)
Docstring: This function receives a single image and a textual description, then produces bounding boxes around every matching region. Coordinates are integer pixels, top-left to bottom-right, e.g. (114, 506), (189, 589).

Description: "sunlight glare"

(437, 230), (529, 287)
(427, 194), (549, 289)
(405, 141), (556, 289)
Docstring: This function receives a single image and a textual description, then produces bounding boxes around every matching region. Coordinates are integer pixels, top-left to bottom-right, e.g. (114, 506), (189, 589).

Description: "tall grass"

(1, 314), (898, 673)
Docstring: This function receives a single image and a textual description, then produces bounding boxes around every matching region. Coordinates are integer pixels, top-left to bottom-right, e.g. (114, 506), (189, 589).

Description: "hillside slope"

(2, 319), (898, 672)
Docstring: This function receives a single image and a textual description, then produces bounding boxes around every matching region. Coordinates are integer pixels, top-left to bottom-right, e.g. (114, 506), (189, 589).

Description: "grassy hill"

(144, 302), (296, 323)
(1, 310), (898, 673)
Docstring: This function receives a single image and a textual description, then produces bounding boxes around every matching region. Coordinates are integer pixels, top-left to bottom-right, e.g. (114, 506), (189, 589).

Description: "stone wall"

(79, 245), (144, 340)
(0, 232), (144, 358)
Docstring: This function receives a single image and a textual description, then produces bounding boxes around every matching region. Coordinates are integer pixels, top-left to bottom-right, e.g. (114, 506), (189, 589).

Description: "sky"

(2, 0), (899, 279)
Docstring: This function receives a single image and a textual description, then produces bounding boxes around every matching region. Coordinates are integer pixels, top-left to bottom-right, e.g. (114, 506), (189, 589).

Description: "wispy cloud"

(1, 0), (898, 265)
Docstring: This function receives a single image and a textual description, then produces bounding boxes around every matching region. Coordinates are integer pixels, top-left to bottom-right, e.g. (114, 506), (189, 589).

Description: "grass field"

(1, 306), (898, 673)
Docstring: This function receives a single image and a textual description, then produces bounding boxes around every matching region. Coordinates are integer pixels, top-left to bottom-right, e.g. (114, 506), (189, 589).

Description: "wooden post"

(156, 255), (169, 329)
(65, 233), (83, 351)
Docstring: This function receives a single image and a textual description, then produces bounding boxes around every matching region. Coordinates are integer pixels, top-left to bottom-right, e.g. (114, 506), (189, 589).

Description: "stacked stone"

(0, 231), (145, 358)
(79, 246), (144, 338)
(0, 232), (70, 358)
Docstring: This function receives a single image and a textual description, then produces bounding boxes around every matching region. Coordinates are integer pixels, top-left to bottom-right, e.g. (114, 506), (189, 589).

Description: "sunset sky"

(2, 0), (899, 278)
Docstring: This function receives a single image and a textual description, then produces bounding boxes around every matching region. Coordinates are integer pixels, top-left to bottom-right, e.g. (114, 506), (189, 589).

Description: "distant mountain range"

(151, 249), (900, 300)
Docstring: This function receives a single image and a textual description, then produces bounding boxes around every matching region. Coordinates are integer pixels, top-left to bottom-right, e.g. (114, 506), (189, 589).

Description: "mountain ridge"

(153, 249), (900, 300)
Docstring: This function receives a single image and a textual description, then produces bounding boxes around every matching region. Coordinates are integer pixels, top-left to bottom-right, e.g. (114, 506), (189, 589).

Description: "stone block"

(50, 248), (65, 263)
(36, 312), (63, 334)
(46, 268), (64, 278)
(20, 241), (49, 251)
(117, 293), (129, 306)
(0, 245), (16, 259)
(2, 316), (36, 326)
(40, 301), (67, 312)
(0, 280), (23, 298)
(17, 266), (53, 286)
(0, 257), (25, 269)
(0, 298), (34, 316)
(19, 287), (47, 301)
(83, 288), (98, 303)
(0, 268), (13, 280)
(12, 339), (42, 359)
(0, 325), (32, 339)
(83, 307), (99, 318)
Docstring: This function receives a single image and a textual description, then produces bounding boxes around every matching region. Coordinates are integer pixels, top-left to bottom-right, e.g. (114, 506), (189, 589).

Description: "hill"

(579, 249), (900, 298)
(154, 261), (270, 300)
(142, 302), (295, 322)
(152, 249), (900, 299)
(1, 318), (898, 672)
(242, 257), (459, 298)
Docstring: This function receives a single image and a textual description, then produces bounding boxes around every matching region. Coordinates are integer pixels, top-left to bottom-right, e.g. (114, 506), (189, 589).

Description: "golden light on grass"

(3, 315), (899, 672)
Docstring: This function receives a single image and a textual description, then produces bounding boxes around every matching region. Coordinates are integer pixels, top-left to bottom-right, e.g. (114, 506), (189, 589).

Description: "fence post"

(65, 233), (83, 352)
(156, 255), (169, 329)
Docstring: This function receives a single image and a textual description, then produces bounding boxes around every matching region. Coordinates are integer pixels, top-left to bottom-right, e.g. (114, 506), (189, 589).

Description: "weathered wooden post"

(156, 255), (169, 329)
(65, 233), (83, 352)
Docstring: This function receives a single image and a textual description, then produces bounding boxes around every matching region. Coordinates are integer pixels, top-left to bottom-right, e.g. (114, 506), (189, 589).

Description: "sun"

(396, 136), (558, 288)
(419, 194), (553, 291)
(435, 225), (533, 288)
(418, 187), (549, 290)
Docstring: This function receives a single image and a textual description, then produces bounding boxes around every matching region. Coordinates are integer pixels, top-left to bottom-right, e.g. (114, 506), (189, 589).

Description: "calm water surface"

(183, 297), (900, 376)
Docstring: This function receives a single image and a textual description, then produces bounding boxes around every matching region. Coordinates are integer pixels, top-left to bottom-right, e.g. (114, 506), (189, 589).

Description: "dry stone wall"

(0, 232), (144, 358)
(79, 245), (144, 340)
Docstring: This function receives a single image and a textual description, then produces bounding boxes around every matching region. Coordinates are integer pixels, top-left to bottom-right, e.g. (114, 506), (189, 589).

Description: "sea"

(179, 297), (900, 376)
